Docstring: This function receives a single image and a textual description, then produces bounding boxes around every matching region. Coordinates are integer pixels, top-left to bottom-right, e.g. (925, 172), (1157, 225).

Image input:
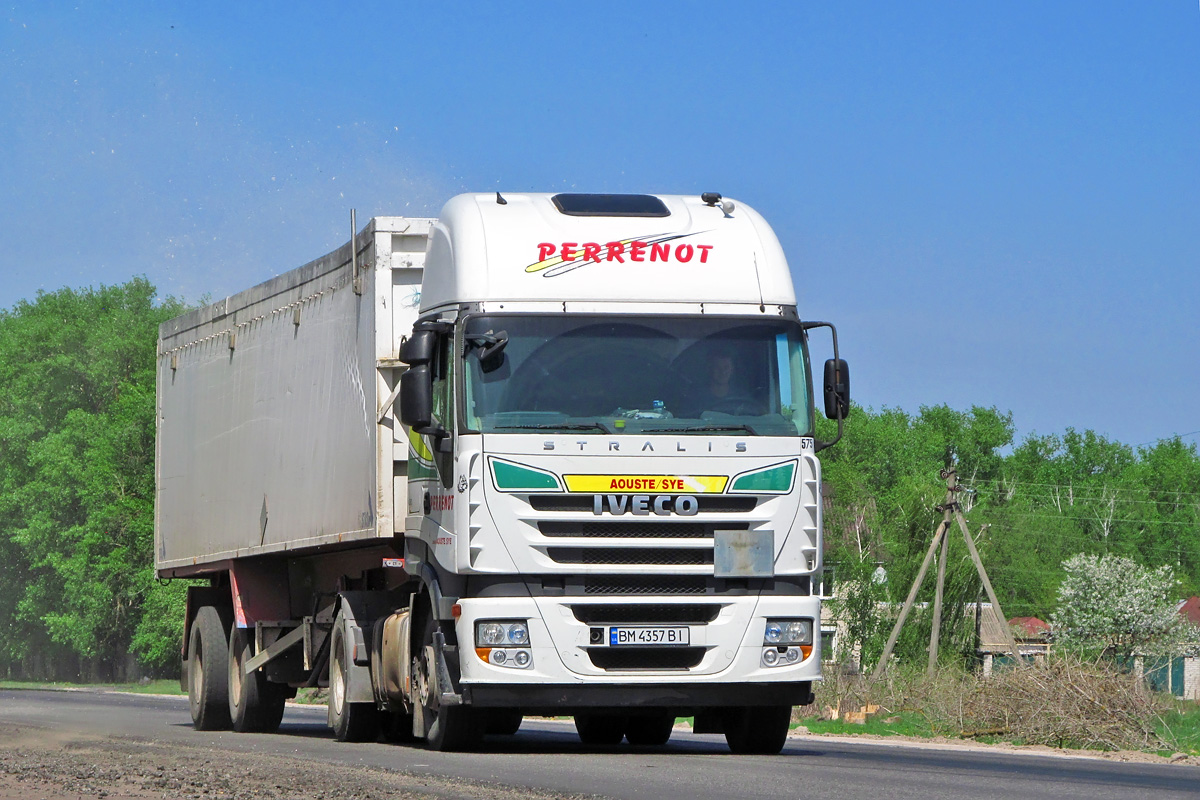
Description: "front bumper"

(455, 593), (821, 694)
(464, 680), (814, 711)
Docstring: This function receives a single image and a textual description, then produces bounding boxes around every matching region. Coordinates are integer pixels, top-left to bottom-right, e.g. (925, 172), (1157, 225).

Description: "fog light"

(785, 647), (801, 663)
(514, 649), (531, 667)
(492, 649), (508, 665)
(763, 647), (780, 666)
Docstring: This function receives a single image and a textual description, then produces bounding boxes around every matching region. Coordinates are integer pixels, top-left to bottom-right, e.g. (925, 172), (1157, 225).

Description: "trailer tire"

(723, 705), (791, 755)
(329, 616), (379, 742)
(415, 611), (484, 751)
(574, 713), (627, 746)
(227, 625), (287, 733)
(486, 710), (523, 736)
(625, 712), (674, 746)
(188, 606), (232, 731)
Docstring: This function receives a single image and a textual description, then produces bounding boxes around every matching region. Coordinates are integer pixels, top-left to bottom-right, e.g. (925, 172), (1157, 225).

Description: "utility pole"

(868, 467), (1023, 686)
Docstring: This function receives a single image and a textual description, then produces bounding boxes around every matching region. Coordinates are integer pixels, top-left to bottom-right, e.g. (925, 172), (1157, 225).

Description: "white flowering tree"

(1051, 554), (1187, 658)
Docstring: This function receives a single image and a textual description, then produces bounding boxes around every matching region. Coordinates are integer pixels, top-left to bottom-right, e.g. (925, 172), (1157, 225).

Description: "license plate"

(609, 626), (690, 646)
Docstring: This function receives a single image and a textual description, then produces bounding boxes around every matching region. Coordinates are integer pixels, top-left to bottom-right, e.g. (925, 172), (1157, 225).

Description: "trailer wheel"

(414, 611), (484, 751)
(227, 625), (287, 733)
(625, 712), (674, 746)
(329, 615), (379, 742)
(574, 713), (627, 745)
(723, 705), (791, 755)
(486, 710), (523, 736)
(188, 606), (232, 731)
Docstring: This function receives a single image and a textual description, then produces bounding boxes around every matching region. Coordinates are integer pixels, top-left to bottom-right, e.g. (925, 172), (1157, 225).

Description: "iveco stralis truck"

(156, 192), (849, 754)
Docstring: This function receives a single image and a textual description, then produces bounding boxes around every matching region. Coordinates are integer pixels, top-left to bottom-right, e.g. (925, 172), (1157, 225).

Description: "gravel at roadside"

(0, 723), (596, 800)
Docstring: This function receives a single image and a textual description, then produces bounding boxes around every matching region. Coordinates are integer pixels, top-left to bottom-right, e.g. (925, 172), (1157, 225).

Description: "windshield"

(461, 315), (813, 436)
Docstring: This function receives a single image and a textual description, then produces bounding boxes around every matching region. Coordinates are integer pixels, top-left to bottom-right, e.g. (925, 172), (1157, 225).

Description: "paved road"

(1, 689), (1197, 799)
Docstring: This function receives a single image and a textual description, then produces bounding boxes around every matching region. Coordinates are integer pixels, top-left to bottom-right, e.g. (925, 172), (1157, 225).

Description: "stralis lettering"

(593, 494), (699, 516)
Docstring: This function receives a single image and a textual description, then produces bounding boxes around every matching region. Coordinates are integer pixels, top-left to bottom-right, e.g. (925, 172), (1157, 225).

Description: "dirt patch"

(0, 723), (596, 800)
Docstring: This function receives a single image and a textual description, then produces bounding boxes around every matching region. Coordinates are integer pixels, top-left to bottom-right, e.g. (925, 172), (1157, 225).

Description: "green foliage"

(0, 279), (185, 679)
(822, 404), (1200, 673)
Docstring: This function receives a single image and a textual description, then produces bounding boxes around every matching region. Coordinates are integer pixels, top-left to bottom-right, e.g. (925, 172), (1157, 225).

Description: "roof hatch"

(551, 193), (671, 218)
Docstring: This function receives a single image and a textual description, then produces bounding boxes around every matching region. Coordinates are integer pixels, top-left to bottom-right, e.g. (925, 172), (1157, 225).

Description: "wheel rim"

(415, 649), (438, 731)
(230, 638), (244, 709)
(331, 638), (345, 716)
(191, 643), (203, 701)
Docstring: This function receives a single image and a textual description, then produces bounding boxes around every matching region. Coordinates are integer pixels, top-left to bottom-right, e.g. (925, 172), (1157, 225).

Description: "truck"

(156, 191), (849, 754)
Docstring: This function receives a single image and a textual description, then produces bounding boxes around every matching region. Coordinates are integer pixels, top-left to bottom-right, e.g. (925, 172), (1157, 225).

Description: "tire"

(723, 705), (792, 755)
(329, 615), (380, 742)
(414, 609), (484, 751)
(625, 712), (674, 746)
(486, 710), (523, 736)
(227, 625), (287, 733)
(380, 709), (416, 743)
(188, 606), (232, 731)
(574, 713), (627, 745)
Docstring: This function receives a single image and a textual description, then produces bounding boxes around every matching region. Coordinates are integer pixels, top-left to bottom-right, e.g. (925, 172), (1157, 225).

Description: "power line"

(961, 478), (1200, 502)
(1134, 430), (1200, 447)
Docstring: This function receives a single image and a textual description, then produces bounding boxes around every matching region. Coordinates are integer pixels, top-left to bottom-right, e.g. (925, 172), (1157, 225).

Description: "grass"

(1157, 701), (1200, 756)
(794, 711), (934, 738)
(0, 679), (184, 695)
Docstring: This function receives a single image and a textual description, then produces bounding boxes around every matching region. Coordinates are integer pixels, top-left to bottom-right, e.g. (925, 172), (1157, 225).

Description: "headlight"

(478, 622), (506, 646)
(475, 619), (533, 669)
(763, 618), (813, 646)
(507, 621), (529, 645)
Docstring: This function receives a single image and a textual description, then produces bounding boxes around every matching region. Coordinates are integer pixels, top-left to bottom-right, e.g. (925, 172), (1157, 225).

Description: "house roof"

(975, 605), (1051, 652)
(1008, 616), (1050, 637)
(1178, 596), (1200, 626)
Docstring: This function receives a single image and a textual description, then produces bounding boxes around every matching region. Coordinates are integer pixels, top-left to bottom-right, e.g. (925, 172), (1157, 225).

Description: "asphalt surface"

(1, 689), (1198, 800)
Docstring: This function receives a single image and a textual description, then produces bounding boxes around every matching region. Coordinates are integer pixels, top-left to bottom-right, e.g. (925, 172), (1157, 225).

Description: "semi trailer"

(156, 191), (849, 754)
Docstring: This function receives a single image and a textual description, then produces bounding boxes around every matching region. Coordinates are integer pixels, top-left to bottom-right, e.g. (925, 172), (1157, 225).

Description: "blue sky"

(2, 2), (1197, 448)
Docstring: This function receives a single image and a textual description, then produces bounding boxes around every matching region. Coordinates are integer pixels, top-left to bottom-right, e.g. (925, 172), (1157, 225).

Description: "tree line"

(818, 405), (1200, 670)
(0, 279), (1197, 679)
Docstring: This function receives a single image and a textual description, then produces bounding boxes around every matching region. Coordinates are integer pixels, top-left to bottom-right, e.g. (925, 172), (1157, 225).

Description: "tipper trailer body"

(156, 192), (849, 752)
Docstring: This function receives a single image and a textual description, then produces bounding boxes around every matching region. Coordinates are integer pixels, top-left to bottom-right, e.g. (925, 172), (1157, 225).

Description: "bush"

(806, 654), (1172, 752)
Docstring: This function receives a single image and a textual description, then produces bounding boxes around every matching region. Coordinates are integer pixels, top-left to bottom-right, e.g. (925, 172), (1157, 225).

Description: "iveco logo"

(592, 494), (699, 516)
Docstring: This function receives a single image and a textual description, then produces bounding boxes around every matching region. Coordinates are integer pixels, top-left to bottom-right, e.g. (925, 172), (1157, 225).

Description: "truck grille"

(584, 576), (707, 595)
(537, 521), (748, 539)
(588, 646), (707, 671)
(547, 547), (712, 566)
(529, 496), (758, 513)
(570, 604), (723, 624)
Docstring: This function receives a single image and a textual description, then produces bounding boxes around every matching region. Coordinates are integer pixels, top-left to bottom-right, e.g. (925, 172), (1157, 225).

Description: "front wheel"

(188, 606), (231, 731)
(574, 713), (626, 745)
(626, 712), (674, 746)
(724, 705), (792, 755)
(486, 710), (523, 736)
(413, 611), (484, 751)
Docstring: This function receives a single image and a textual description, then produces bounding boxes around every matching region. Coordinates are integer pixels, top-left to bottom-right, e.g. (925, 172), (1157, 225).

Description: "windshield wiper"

(494, 422), (611, 434)
(655, 424), (759, 435)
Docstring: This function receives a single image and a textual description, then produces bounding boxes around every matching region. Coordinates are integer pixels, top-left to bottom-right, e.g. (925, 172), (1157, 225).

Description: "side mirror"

(400, 365), (433, 429)
(823, 358), (850, 421)
(399, 330), (437, 365)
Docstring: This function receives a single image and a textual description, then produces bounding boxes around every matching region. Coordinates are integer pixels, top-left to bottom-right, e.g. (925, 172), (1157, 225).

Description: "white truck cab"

(397, 192), (848, 752)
